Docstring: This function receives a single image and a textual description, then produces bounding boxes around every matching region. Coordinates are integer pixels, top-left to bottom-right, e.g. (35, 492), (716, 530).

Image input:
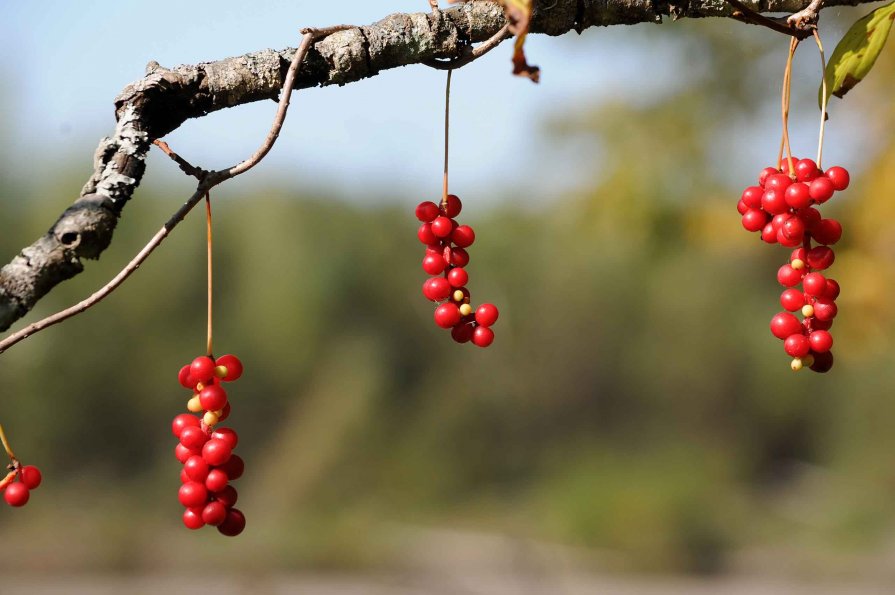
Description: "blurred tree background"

(2, 7), (895, 587)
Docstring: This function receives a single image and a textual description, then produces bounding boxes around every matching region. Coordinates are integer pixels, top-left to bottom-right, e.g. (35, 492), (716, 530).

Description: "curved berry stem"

(0, 424), (15, 460)
(441, 70), (453, 211)
(813, 29), (828, 168)
(206, 193), (214, 358)
(778, 37), (800, 176)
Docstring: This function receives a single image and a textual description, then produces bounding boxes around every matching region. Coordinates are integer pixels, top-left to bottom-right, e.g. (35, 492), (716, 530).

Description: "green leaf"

(822, 0), (895, 105)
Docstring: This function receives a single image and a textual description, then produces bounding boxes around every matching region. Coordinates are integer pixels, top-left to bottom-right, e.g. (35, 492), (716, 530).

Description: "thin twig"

(779, 37), (799, 175)
(205, 193), (213, 358)
(725, 0), (815, 39)
(0, 26), (350, 356)
(0, 424), (15, 460)
(442, 70), (452, 209)
(813, 29), (828, 168)
(153, 140), (206, 180)
(424, 24), (512, 70)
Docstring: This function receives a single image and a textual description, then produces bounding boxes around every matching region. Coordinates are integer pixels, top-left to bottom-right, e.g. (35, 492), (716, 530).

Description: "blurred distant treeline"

(2, 17), (895, 578)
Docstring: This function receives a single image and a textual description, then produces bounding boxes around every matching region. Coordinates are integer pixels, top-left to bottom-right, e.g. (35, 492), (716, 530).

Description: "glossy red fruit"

(771, 312), (802, 339)
(212, 428), (238, 450)
(810, 318), (834, 331)
(784, 182), (811, 209)
(216, 485), (239, 508)
(784, 333), (811, 357)
(175, 443), (196, 463)
(795, 158), (819, 182)
(761, 188), (789, 214)
(451, 225), (475, 248)
(759, 167), (779, 186)
(218, 402), (231, 422)
(217, 508), (246, 537)
(4, 483), (29, 507)
(171, 414), (200, 438)
(813, 298), (838, 321)
(445, 246), (470, 267)
(802, 273), (827, 296)
(824, 166), (850, 191)
(809, 177), (835, 202)
(447, 268), (469, 288)
(791, 247), (806, 262)
(434, 303), (462, 329)
(824, 279), (840, 300)
(475, 304), (499, 327)
(797, 207), (822, 229)
(184, 455), (209, 482)
(431, 216), (454, 238)
(806, 246), (835, 270)
(180, 426), (209, 450)
(737, 199), (748, 215)
(178, 481), (208, 508)
(777, 227), (801, 248)
(741, 186), (764, 209)
(19, 466), (42, 490)
(770, 213), (790, 231)
(812, 219), (842, 245)
(215, 354), (243, 382)
(415, 201), (440, 222)
(178, 365), (197, 389)
(810, 350), (834, 373)
(422, 253), (447, 275)
(205, 469), (229, 493)
(782, 217), (805, 241)
(202, 439), (232, 467)
(777, 264), (803, 287)
(780, 289), (805, 311)
(761, 223), (778, 243)
(190, 356), (216, 383)
(418, 223), (438, 245)
(220, 455), (245, 481)
(199, 384), (228, 412)
(741, 209), (768, 232)
(765, 173), (793, 192)
(202, 501), (228, 526)
(809, 330), (833, 353)
(423, 277), (451, 301)
(183, 507), (205, 530)
(180, 468), (190, 483)
(472, 326), (495, 348)
(451, 323), (474, 343)
(442, 194), (462, 217)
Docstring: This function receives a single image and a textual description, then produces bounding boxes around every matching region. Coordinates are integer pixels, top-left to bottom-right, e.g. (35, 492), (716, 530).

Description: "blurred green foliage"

(2, 17), (895, 579)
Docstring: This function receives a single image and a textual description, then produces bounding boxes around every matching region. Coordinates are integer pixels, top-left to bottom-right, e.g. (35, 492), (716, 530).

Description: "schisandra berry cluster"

(172, 354), (246, 536)
(416, 194), (499, 347)
(737, 158), (849, 372)
(1, 462), (41, 507)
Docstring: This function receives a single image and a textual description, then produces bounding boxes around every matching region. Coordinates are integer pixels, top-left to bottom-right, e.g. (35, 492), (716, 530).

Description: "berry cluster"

(737, 158), (848, 372)
(1, 462), (41, 507)
(416, 194), (499, 347)
(172, 354), (246, 536)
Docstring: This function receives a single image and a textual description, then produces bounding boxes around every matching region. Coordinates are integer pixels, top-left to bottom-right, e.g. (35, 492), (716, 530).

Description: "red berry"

(217, 508), (246, 537)
(172, 413), (201, 438)
(215, 354), (243, 382)
(220, 455), (245, 481)
(784, 333), (811, 357)
(199, 384), (228, 412)
(784, 182), (811, 209)
(180, 468), (190, 483)
(741, 186), (764, 209)
(218, 402), (231, 422)
(824, 166), (850, 191)
(423, 277), (451, 301)
(795, 158), (819, 182)
(422, 253), (447, 275)
(475, 304), (499, 327)
(741, 209), (768, 232)
(202, 439), (233, 467)
(202, 501), (228, 526)
(813, 298), (838, 321)
(802, 273), (827, 296)
(780, 289), (805, 311)
(180, 426), (209, 450)
(211, 428), (238, 450)
(771, 312), (802, 340)
(777, 264), (803, 287)
(445, 246), (470, 267)
(808, 177), (835, 202)
(415, 201), (440, 222)
(418, 223), (438, 245)
(811, 318), (834, 331)
(447, 268), (469, 288)
(782, 217), (805, 242)
(19, 466), (42, 490)
(451, 323), (474, 343)
(759, 167), (779, 186)
(178, 365), (197, 389)
(761, 188), (789, 214)
(205, 469), (229, 493)
(806, 246), (835, 270)
(431, 216), (454, 238)
(190, 356), (215, 383)
(184, 455), (209, 482)
(809, 330), (833, 353)
(175, 443), (196, 463)
(434, 303), (462, 329)
(4, 483), (29, 507)
(761, 223), (778, 244)
(797, 207), (822, 229)
(776, 227), (801, 248)
(810, 350), (834, 373)
(451, 225), (475, 248)
(178, 481), (208, 508)
(183, 507), (205, 530)
(737, 199), (748, 215)
(472, 326), (495, 348)
(824, 279), (840, 300)
(442, 194), (462, 218)
(765, 173), (793, 192)
(216, 485), (239, 508)
(812, 219), (842, 245)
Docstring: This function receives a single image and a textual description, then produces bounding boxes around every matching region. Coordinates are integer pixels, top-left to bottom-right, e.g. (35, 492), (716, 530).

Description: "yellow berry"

(453, 290), (464, 302)
(790, 358), (803, 371)
(203, 411), (220, 426)
(792, 259), (805, 270)
(802, 304), (815, 317)
(187, 396), (203, 413)
(459, 304), (473, 316)
(214, 365), (228, 378)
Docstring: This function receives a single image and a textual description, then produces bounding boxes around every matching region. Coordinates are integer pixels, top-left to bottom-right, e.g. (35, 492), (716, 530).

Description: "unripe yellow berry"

(187, 396), (203, 413)
(453, 290), (464, 302)
(792, 259), (805, 270)
(802, 304), (815, 317)
(203, 411), (220, 426)
(802, 354), (815, 367)
(214, 365), (228, 378)
(790, 358), (803, 371)
(459, 304), (473, 316)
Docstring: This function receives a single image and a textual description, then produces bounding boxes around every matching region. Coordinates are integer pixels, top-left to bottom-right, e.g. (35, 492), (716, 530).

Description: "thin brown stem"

(778, 37), (799, 176)
(153, 140), (205, 180)
(725, 0), (815, 39)
(424, 24), (512, 70)
(205, 193), (213, 358)
(0, 27), (347, 356)
(442, 70), (453, 209)
(813, 30), (828, 168)
(0, 424), (15, 460)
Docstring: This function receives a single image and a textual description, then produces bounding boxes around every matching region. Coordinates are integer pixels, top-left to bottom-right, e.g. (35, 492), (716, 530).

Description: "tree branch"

(0, 0), (875, 332)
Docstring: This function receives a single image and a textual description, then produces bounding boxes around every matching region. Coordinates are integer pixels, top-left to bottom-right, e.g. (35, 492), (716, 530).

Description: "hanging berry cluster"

(0, 425), (42, 508)
(172, 354), (246, 535)
(416, 194), (499, 346)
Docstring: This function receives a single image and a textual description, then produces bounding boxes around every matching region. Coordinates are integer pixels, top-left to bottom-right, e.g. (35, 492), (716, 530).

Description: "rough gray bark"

(0, 0), (872, 331)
